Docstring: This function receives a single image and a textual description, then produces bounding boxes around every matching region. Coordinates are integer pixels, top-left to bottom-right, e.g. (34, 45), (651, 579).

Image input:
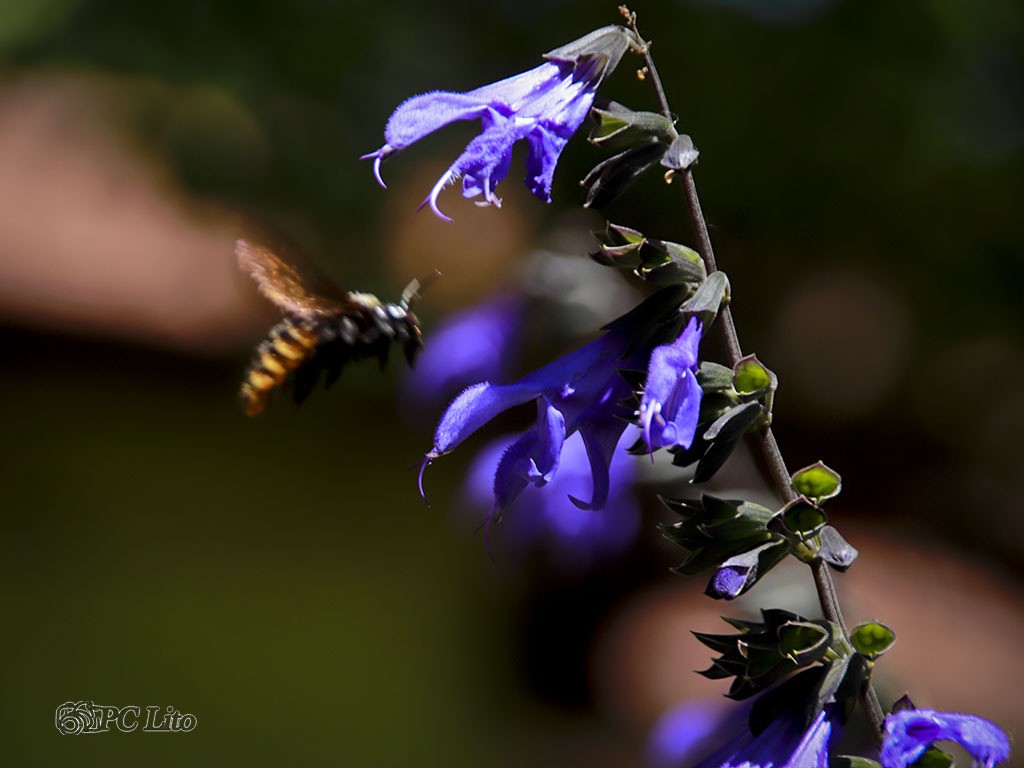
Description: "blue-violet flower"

(464, 430), (640, 568)
(422, 292), (700, 524)
(691, 709), (834, 768)
(881, 709), (1010, 768)
(640, 315), (703, 452)
(402, 293), (522, 418)
(363, 26), (631, 220)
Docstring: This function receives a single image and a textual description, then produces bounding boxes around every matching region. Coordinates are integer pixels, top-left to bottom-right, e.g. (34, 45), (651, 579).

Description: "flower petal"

(465, 61), (565, 110)
(524, 126), (571, 203)
(431, 382), (537, 456)
(492, 431), (536, 516)
(532, 397), (566, 484)
(402, 293), (522, 411)
(640, 317), (703, 451)
(665, 369), (703, 449)
(455, 120), (527, 203)
(569, 418), (627, 510)
(784, 711), (831, 768)
(881, 709), (1010, 768)
(383, 91), (495, 150)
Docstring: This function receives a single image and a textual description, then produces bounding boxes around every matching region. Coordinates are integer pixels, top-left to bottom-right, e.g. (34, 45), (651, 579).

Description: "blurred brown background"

(1, 0), (1021, 765)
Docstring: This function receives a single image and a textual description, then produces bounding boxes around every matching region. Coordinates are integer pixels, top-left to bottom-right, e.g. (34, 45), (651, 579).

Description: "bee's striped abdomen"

(240, 318), (320, 416)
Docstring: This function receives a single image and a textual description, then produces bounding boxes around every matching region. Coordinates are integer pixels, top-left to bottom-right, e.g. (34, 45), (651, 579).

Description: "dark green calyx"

(660, 133), (700, 170)
(659, 492), (790, 599)
(733, 355), (777, 397)
(588, 100), (676, 147)
(694, 610), (839, 700)
(819, 526), (858, 570)
(791, 461), (842, 503)
(660, 494), (781, 575)
(833, 758), (883, 768)
(582, 140), (667, 209)
(543, 25), (634, 84)
(769, 497), (828, 541)
(910, 748), (955, 768)
(778, 621), (832, 665)
(590, 222), (705, 284)
(850, 620), (896, 659)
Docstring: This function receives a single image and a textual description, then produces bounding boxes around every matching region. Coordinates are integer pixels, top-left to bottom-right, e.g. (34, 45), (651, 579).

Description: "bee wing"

(236, 239), (352, 317)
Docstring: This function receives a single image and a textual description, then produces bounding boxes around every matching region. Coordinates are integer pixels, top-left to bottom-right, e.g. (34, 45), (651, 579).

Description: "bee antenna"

(401, 269), (444, 308)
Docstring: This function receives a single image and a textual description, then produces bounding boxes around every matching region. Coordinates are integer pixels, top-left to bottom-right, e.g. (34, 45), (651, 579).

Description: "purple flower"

(421, 289), (699, 524)
(423, 323), (642, 519)
(689, 710), (834, 768)
(639, 316), (703, 453)
(648, 700), (740, 768)
(464, 431), (640, 568)
(881, 709), (1010, 768)
(363, 26), (631, 221)
(402, 293), (522, 415)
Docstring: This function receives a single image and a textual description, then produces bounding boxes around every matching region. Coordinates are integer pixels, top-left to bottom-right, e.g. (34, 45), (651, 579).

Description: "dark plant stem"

(625, 7), (887, 742)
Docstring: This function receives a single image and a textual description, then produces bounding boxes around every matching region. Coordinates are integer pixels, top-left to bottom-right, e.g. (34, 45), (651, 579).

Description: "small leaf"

(850, 620), (896, 659)
(582, 140), (668, 209)
(590, 241), (643, 268)
(543, 25), (633, 81)
(638, 239), (706, 284)
(733, 355), (777, 396)
(820, 526), (858, 570)
(681, 271), (730, 325)
(814, 652), (856, 715)
(791, 461), (842, 502)
(693, 404), (765, 482)
(660, 133), (700, 170)
(704, 401), (763, 442)
(697, 362), (736, 393)
(588, 100), (675, 146)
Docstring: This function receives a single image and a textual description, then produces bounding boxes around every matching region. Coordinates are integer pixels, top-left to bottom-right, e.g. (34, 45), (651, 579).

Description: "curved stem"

(624, 7), (886, 741)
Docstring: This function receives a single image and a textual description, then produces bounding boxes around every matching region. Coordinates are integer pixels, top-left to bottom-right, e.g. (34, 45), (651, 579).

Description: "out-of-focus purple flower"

(690, 709), (833, 768)
(403, 294), (522, 414)
(362, 26), (631, 221)
(650, 698), (833, 768)
(648, 700), (739, 768)
(639, 316), (703, 453)
(881, 709), (1010, 768)
(465, 430), (640, 567)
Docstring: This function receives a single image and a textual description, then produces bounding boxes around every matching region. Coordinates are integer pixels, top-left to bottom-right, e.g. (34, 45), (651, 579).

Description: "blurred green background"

(1, 0), (1021, 765)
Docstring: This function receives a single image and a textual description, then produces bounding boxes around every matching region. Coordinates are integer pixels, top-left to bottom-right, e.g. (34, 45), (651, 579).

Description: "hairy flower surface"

(363, 26), (630, 220)
(881, 709), (1010, 768)
(640, 316), (703, 452)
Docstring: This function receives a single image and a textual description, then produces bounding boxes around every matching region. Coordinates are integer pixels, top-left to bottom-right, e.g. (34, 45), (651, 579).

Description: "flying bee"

(237, 238), (437, 416)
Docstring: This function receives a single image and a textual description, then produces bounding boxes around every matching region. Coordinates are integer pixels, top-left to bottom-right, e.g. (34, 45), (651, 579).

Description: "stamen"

(417, 454), (434, 505)
(359, 148), (391, 189)
(371, 155), (387, 188)
(417, 169), (456, 222)
(641, 401), (662, 459)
